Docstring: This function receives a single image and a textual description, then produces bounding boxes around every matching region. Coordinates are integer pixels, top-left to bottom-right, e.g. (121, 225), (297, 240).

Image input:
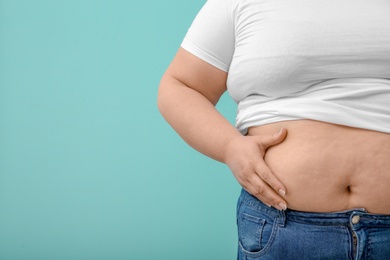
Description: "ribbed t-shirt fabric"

(181, 0), (390, 134)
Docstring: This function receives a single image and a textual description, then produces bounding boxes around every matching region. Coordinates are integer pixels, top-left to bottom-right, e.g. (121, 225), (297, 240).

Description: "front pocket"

(238, 212), (267, 253)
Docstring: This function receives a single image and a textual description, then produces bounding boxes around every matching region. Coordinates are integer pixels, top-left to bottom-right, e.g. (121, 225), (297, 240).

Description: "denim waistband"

(239, 189), (390, 228)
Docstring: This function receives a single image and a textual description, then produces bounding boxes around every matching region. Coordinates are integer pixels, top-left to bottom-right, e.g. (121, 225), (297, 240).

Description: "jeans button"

(351, 215), (361, 224)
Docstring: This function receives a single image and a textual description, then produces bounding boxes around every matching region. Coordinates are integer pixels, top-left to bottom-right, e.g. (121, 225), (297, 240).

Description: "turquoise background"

(0, 0), (240, 259)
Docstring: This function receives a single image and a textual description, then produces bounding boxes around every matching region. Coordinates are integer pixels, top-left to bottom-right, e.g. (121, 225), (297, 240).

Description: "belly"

(247, 120), (390, 214)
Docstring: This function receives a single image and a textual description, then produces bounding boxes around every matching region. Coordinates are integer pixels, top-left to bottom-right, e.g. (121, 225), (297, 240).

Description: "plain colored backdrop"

(0, 0), (241, 259)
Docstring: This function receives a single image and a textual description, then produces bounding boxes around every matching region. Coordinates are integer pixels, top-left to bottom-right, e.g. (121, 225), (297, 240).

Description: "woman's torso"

(234, 1), (390, 214)
(248, 120), (390, 214)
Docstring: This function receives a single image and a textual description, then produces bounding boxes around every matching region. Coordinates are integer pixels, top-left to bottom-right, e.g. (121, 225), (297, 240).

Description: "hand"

(224, 128), (288, 210)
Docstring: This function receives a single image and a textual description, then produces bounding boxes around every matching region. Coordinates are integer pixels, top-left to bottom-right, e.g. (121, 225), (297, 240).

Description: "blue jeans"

(237, 189), (390, 260)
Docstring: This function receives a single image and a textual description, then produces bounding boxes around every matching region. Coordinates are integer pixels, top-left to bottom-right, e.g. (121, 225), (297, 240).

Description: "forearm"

(158, 49), (287, 209)
(158, 74), (288, 209)
(157, 78), (241, 163)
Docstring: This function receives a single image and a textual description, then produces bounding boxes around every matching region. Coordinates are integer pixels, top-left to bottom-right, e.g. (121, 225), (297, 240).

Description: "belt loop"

(277, 210), (287, 227)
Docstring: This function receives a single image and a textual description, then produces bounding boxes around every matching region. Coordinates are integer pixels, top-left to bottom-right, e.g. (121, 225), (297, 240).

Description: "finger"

(234, 163), (288, 210)
(245, 177), (288, 210)
(258, 128), (288, 151)
(254, 160), (287, 200)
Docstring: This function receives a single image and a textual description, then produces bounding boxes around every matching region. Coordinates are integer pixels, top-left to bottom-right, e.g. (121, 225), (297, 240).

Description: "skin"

(158, 47), (390, 214)
(249, 120), (390, 214)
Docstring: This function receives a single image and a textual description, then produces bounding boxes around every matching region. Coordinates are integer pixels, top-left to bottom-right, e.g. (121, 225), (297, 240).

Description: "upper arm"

(160, 0), (235, 105)
(161, 47), (228, 106)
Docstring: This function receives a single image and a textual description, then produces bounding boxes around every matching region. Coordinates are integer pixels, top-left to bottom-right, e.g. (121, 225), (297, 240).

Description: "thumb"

(259, 128), (288, 150)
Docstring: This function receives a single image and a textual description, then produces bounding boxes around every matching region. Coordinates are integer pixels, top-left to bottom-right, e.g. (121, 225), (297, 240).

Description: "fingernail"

(279, 128), (285, 135)
(279, 189), (286, 196)
(279, 203), (287, 210)
(274, 204), (282, 210)
(276, 203), (287, 211)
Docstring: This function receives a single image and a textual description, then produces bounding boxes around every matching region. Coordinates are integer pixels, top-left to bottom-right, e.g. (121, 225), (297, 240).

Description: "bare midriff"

(247, 120), (390, 214)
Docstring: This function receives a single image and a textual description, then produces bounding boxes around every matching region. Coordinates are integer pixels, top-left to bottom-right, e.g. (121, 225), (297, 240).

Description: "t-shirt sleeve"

(181, 0), (235, 72)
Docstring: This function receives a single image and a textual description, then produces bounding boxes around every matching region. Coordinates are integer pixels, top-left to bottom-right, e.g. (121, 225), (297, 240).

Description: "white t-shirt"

(181, 0), (390, 134)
